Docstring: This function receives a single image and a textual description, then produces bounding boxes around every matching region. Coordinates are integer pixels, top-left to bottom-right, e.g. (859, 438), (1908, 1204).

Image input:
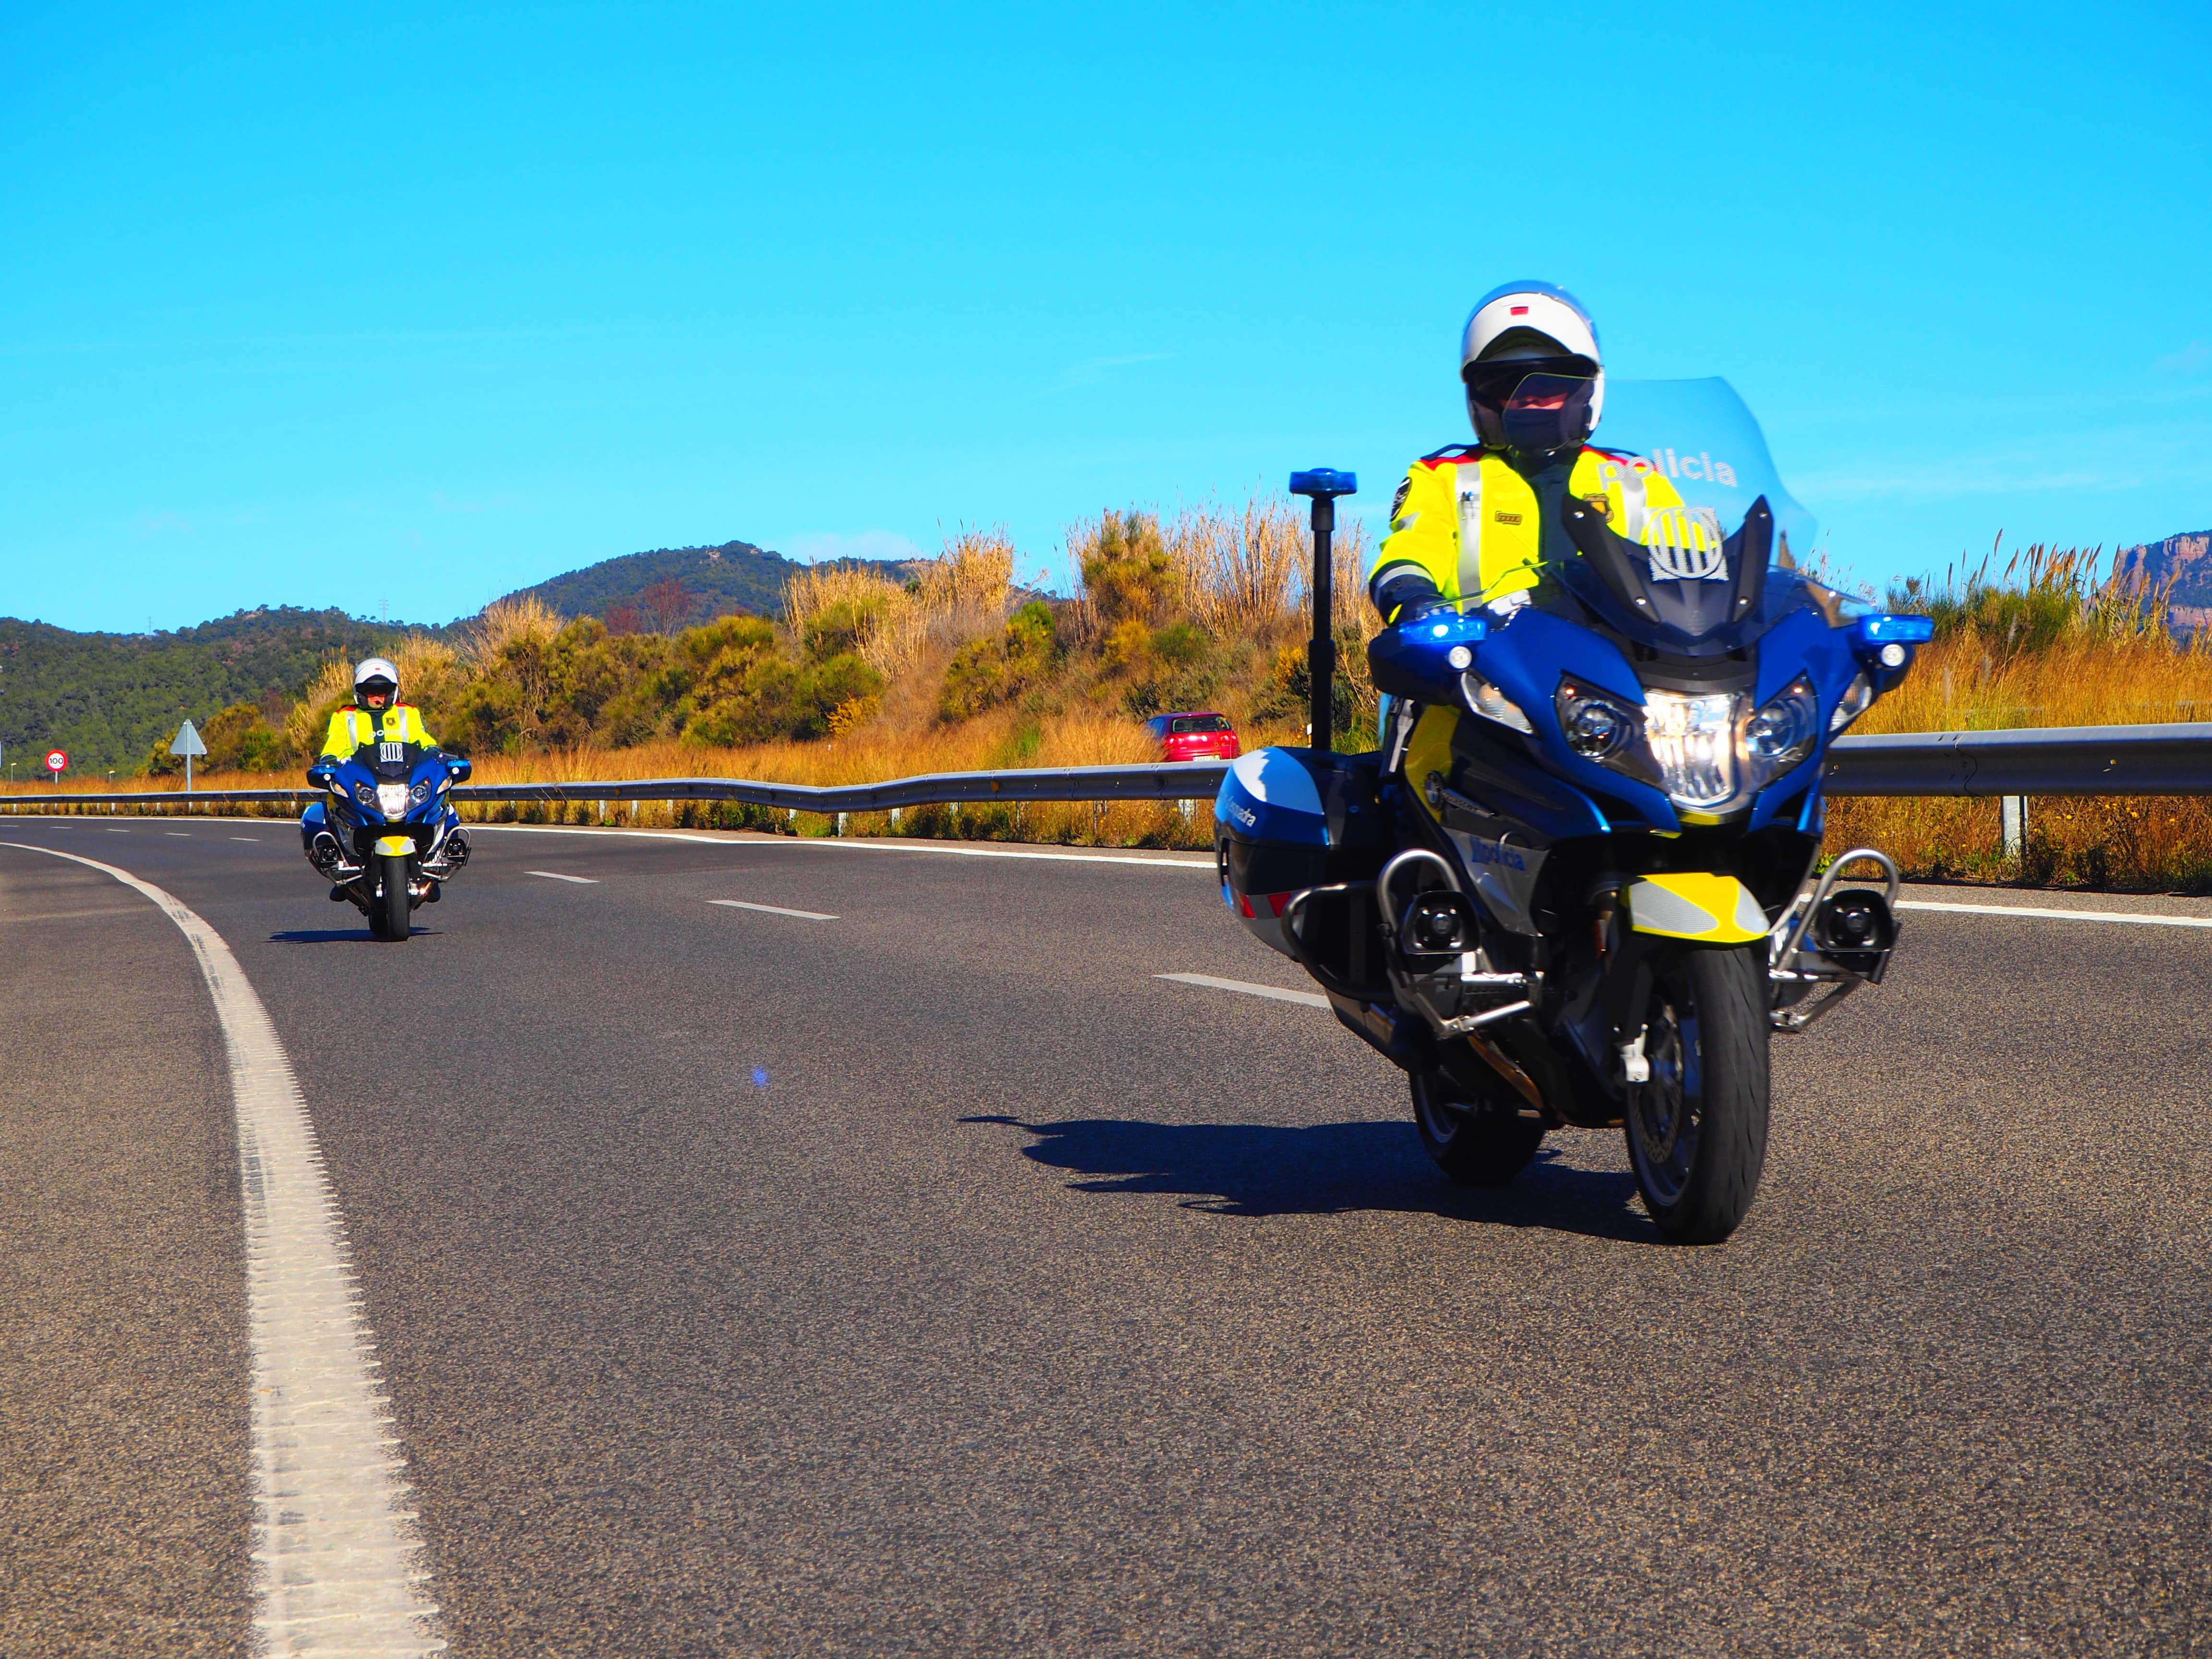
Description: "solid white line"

(471, 822), (1214, 870)
(525, 869), (599, 883)
(709, 898), (839, 921)
(1, 842), (441, 1654)
(1898, 898), (2212, 929)
(464, 825), (2212, 927)
(1157, 972), (1331, 1010)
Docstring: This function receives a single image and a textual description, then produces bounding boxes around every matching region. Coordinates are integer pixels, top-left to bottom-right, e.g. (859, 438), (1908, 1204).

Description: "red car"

(1146, 711), (1241, 762)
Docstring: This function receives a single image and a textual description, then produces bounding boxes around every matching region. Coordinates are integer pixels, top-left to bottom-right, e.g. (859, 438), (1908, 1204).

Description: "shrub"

(940, 601), (1058, 720)
(1078, 510), (1173, 626)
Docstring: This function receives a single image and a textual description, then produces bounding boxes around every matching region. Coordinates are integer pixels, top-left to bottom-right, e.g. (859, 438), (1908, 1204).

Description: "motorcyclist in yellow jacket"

(320, 657), (439, 759)
(1367, 281), (1701, 626)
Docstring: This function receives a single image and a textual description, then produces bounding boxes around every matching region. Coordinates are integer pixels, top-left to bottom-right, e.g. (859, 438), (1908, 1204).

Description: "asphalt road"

(4, 815), (2210, 1657)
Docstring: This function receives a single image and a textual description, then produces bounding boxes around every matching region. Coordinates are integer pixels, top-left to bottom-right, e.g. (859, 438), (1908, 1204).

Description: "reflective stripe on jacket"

(1367, 445), (1691, 619)
(319, 703), (437, 759)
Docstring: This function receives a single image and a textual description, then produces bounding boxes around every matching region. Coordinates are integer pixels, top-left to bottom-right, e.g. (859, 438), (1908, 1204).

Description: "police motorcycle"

(1216, 380), (1930, 1243)
(301, 740), (474, 941)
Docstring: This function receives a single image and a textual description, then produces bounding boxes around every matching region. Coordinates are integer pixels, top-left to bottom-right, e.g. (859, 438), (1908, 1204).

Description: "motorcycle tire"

(374, 853), (412, 943)
(1625, 942), (1769, 1244)
(1409, 1069), (1545, 1186)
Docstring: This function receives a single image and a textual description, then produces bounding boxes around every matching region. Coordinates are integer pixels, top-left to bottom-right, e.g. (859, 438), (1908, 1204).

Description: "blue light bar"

(1288, 469), (1358, 498)
(1854, 613), (1935, 647)
(1412, 611), (1488, 646)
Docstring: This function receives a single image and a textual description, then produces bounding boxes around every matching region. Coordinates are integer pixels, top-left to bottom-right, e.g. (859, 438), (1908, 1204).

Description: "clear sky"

(4, 0), (2207, 633)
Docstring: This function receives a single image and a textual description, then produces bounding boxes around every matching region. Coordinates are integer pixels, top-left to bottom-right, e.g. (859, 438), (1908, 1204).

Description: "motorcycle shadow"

(269, 927), (441, 943)
(962, 1115), (1650, 1242)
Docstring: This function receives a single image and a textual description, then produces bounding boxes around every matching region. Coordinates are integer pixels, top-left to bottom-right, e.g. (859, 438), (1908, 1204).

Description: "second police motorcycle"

(302, 734), (474, 941)
(1216, 379), (1929, 1243)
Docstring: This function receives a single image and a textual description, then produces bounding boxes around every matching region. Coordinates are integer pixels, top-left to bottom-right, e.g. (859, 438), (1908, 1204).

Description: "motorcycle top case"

(1214, 746), (1387, 955)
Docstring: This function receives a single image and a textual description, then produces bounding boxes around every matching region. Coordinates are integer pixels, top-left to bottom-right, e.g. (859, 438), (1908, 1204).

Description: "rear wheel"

(374, 853), (411, 943)
(1625, 943), (1769, 1243)
(1410, 1068), (1545, 1186)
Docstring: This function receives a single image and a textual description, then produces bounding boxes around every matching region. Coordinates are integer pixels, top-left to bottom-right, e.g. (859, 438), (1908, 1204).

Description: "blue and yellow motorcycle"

(1217, 381), (1927, 1243)
(301, 743), (473, 941)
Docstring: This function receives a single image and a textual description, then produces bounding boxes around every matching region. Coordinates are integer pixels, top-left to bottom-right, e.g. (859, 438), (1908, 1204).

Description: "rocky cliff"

(2114, 530), (2212, 631)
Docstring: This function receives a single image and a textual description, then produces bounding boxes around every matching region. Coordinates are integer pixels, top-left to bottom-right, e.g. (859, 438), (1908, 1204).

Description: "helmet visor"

(358, 678), (397, 704)
(1470, 370), (1598, 452)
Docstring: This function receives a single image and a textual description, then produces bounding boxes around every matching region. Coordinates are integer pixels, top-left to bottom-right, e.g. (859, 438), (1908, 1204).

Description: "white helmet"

(1459, 281), (1604, 455)
(353, 657), (400, 704)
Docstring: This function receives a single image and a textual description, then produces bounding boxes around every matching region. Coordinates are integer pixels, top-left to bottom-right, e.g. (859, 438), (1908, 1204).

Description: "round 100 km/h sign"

(44, 749), (67, 774)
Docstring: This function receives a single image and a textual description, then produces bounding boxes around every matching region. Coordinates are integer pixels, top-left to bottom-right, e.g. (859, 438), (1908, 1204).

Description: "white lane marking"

(231, 836), (260, 842)
(1899, 899), (2212, 929)
(1157, 972), (1330, 1009)
(166, 831), (192, 837)
(0, 843), (441, 1654)
(709, 898), (839, 921)
(472, 823), (1213, 870)
(460, 826), (2212, 927)
(106, 828), (129, 833)
(525, 869), (599, 883)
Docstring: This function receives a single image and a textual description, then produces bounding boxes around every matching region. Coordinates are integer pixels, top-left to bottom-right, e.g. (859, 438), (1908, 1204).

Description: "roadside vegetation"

(15, 517), (2212, 889)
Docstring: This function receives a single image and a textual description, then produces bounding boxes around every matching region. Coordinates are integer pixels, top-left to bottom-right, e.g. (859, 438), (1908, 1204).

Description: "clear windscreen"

(1595, 378), (1817, 563)
(1544, 377), (1833, 655)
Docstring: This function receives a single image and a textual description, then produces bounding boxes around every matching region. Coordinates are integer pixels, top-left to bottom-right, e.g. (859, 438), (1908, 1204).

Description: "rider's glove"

(1372, 566), (1447, 625)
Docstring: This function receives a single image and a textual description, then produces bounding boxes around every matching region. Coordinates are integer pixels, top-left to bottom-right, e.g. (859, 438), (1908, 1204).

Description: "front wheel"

(1410, 1069), (1546, 1186)
(374, 852), (412, 943)
(1625, 943), (1770, 1244)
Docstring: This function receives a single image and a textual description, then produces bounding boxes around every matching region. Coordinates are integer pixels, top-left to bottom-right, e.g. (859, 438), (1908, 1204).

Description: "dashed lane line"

(1157, 972), (1331, 1010)
(0, 843), (443, 1655)
(231, 836), (260, 843)
(525, 869), (599, 883)
(709, 898), (839, 921)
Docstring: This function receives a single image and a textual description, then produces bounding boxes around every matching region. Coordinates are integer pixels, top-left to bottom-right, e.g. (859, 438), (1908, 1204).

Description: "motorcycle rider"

(301, 658), (456, 882)
(319, 657), (438, 759)
(1367, 281), (1699, 626)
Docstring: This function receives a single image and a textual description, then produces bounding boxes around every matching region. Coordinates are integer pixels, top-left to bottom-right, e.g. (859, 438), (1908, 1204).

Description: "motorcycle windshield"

(1557, 378), (1826, 657)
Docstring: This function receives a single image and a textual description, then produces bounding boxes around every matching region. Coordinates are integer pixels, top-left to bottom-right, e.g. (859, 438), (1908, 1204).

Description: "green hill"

(495, 539), (918, 628)
(0, 535), (920, 777)
(0, 608), (415, 779)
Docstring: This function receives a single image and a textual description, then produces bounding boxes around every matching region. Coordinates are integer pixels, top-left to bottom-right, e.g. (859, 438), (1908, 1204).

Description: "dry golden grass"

(781, 529), (1014, 675)
(1827, 625), (2212, 890)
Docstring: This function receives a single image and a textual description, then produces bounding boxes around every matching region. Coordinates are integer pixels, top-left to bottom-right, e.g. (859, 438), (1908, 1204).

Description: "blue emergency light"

(1289, 469), (1358, 498)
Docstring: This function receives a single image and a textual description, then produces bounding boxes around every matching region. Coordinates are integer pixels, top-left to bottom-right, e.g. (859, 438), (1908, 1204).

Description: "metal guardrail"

(5, 723), (2212, 815)
(0, 760), (1236, 814)
(1819, 722), (2212, 796)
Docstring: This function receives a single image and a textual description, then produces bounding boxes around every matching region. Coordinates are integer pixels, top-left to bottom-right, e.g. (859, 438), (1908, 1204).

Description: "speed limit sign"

(44, 749), (67, 775)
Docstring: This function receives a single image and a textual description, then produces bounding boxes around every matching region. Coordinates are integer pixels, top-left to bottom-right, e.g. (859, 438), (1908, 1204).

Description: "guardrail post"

(2002, 795), (2027, 860)
(836, 811), (849, 837)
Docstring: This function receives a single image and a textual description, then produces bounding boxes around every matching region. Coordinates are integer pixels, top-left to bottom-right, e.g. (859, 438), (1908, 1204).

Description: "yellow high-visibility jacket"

(1367, 444), (1694, 621)
(319, 703), (438, 760)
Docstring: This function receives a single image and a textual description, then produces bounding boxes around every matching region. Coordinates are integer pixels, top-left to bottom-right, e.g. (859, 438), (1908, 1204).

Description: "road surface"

(4, 816), (2208, 1656)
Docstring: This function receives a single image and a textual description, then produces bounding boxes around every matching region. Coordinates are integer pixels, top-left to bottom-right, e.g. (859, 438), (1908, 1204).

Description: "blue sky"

(4, 0), (2207, 632)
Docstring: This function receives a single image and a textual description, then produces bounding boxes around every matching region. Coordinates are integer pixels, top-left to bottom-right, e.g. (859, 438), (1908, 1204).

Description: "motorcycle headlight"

(1829, 671), (1875, 733)
(375, 782), (411, 817)
(409, 779), (433, 805)
(1643, 690), (1743, 812)
(351, 782), (378, 808)
(1462, 673), (1534, 734)
(1554, 679), (1639, 761)
(1744, 675), (1819, 769)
